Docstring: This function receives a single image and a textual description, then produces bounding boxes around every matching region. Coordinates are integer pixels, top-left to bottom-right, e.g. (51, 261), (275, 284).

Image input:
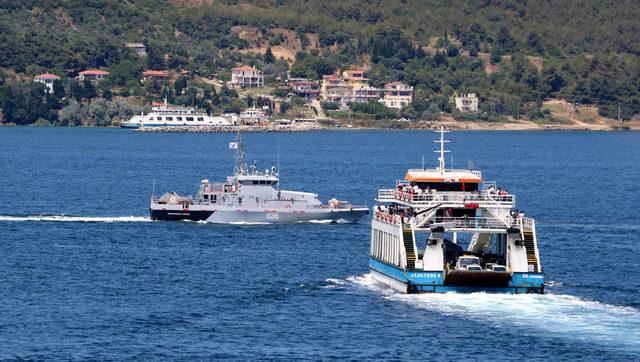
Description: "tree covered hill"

(1, 0), (640, 124)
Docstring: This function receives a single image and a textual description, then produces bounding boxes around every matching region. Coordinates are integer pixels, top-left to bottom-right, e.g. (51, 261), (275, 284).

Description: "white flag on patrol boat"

(229, 142), (238, 149)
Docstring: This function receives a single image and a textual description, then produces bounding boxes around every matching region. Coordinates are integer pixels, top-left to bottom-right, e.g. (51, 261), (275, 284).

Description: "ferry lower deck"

(369, 257), (544, 294)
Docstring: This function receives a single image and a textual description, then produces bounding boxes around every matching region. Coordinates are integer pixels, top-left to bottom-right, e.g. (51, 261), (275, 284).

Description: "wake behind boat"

(150, 133), (369, 223)
(369, 127), (544, 294)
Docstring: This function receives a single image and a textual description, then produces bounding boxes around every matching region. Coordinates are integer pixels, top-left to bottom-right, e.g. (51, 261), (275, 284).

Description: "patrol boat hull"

(150, 204), (369, 223)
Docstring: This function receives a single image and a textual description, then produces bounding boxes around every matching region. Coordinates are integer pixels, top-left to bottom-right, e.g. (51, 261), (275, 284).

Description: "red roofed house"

(78, 69), (109, 82)
(141, 70), (169, 83)
(321, 74), (352, 104)
(33, 73), (61, 94)
(288, 80), (320, 99)
(352, 84), (380, 103)
(342, 68), (368, 83)
(230, 66), (264, 88)
(380, 81), (413, 109)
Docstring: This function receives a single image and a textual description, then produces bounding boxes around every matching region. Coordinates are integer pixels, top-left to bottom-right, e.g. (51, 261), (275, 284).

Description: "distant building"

(142, 70), (169, 83)
(240, 107), (267, 124)
(125, 43), (147, 57)
(321, 74), (352, 104)
(33, 73), (60, 94)
(230, 66), (264, 88)
(78, 70), (109, 82)
(455, 93), (479, 112)
(380, 82), (413, 109)
(342, 68), (368, 83)
(352, 84), (380, 103)
(288, 80), (320, 99)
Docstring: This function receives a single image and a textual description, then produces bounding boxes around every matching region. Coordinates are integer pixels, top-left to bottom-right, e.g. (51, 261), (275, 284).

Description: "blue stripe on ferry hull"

(369, 257), (544, 294)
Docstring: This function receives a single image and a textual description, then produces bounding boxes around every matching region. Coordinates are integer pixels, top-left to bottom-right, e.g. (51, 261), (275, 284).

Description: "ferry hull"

(369, 258), (544, 294)
(150, 204), (369, 223)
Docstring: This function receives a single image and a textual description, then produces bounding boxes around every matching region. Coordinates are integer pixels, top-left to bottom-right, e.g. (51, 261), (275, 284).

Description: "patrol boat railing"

(376, 189), (515, 207)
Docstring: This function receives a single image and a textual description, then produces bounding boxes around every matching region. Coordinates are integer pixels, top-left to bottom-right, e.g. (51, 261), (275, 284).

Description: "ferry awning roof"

(404, 169), (482, 183)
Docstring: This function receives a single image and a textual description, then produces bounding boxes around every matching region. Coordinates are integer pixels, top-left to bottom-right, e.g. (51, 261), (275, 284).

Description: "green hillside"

(1, 0), (640, 125)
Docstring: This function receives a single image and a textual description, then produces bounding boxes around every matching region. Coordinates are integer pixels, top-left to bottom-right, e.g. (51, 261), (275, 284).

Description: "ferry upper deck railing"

(421, 216), (510, 231)
(377, 189), (515, 206)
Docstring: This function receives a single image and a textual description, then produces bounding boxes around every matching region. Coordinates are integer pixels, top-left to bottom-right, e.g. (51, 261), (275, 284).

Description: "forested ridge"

(1, 0), (640, 125)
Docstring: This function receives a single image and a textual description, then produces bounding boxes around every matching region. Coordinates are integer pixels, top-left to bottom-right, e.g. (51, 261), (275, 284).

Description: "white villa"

(33, 73), (60, 94)
(455, 93), (479, 112)
(78, 70), (109, 82)
(125, 43), (147, 57)
(230, 66), (264, 88)
(380, 82), (413, 109)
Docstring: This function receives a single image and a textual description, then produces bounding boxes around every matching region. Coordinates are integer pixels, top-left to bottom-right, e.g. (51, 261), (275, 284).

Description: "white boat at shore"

(122, 100), (238, 129)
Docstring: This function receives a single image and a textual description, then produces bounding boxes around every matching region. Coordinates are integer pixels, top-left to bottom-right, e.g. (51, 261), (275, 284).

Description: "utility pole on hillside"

(618, 102), (623, 124)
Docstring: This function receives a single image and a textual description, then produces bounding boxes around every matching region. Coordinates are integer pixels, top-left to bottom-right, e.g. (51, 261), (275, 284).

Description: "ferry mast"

(434, 126), (450, 173)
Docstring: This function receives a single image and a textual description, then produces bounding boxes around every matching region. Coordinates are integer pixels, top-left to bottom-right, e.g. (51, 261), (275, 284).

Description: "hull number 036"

(266, 212), (280, 220)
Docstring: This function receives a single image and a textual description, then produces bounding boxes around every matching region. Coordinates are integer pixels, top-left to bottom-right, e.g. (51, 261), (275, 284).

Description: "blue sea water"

(0, 127), (639, 360)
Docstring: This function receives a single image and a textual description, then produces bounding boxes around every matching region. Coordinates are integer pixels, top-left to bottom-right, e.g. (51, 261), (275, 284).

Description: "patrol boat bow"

(150, 133), (369, 223)
(369, 127), (544, 294)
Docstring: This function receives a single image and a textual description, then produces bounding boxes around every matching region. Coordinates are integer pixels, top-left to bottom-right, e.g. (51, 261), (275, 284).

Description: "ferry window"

(186, 117), (194, 121)
(166, 117), (173, 121)
(156, 117), (162, 121)
(204, 194), (209, 199)
(197, 117), (204, 121)
(176, 117), (182, 121)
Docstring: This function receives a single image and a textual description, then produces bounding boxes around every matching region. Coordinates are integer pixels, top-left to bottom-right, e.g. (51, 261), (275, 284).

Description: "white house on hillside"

(455, 93), (479, 112)
(380, 82), (413, 109)
(230, 66), (264, 88)
(125, 43), (147, 57)
(33, 73), (60, 94)
(78, 70), (109, 82)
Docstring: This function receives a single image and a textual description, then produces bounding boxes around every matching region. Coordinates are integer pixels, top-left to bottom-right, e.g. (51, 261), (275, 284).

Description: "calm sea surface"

(1, 128), (639, 360)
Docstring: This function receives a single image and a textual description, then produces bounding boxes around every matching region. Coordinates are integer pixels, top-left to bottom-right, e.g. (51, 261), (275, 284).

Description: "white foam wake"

(226, 221), (273, 225)
(342, 274), (640, 352)
(304, 218), (353, 224)
(0, 215), (151, 223)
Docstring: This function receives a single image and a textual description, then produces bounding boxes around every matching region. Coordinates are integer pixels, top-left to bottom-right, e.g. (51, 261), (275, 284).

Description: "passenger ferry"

(370, 127), (544, 294)
(121, 100), (237, 129)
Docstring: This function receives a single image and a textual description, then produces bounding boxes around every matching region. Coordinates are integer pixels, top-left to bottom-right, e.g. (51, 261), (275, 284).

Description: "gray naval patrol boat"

(150, 133), (369, 223)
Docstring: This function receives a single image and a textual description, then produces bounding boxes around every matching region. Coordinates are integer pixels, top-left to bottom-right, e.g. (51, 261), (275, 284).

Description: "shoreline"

(1, 122), (638, 132)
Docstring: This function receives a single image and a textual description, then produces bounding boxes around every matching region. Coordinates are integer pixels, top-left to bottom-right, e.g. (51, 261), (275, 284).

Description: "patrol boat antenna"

(233, 132), (248, 175)
(435, 126), (450, 173)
